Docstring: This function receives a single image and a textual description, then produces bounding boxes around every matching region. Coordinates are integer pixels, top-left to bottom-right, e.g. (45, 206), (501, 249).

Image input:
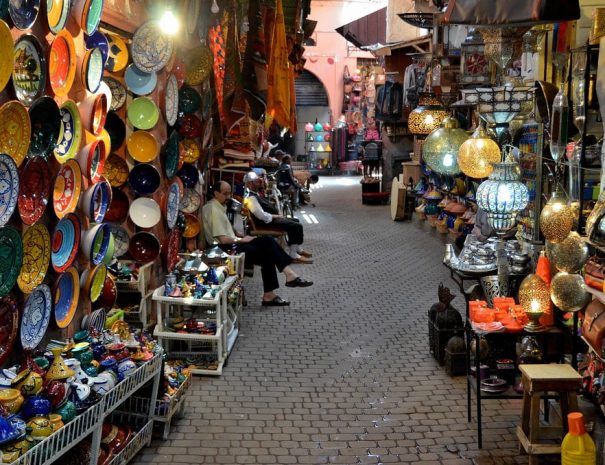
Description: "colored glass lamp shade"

(476, 151), (529, 234)
(458, 125), (501, 179)
(408, 94), (447, 135)
(422, 117), (468, 175)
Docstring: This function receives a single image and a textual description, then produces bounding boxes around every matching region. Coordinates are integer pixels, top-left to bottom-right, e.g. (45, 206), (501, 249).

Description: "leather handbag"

(583, 299), (605, 356)
(443, 0), (580, 25)
(585, 256), (605, 291)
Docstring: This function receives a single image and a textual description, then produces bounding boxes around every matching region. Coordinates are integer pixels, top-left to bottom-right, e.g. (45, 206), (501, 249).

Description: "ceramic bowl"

(21, 395), (51, 418)
(103, 112), (125, 150)
(164, 73), (178, 126)
(0, 20), (11, 94)
(93, 274), (116, 309)
(17, 223), (50, 294)
(177, 163), (199, 188)
(127, 97), (159, 130)
(18, 157), (50, 225)
(179, 188), (200, 213)
(80, 178), (111, 223)
(77, 92), (107, 136)
(53, 160), (82, 219)
(131, 20), (173, 73)
(162, 179), (181, 229)
(103, 154), (128, 188)
(71, 0), (104, 35)
(128, 231), (160, 264)
(9, 0), (39, 30)
(182, 213), (200, 238)
(50, 241), (76, 286)
(46, 0), (70, 34)
(103, 76), (126, 111)
(117, 359), (136, 381)
(80, 223), (110, 265)
(80, 263), (107, 302)
(80, 47), (104, 94)
(54, 100), (82, 163)
(104, 187), (128, 223)
(124, 63), (157, 96)
(104, 32), (128, 72)
(78, 138), (106, 183)
(178, 114), (203, 138)
(128, 197), (160, 228)
(0, 101), (29, 168)
(164, 129), (183, 179)
(53, 266), (79, 328)
(20, 284), (51, 351)
(126, 131), (159, 163)
(109, 224), (129, 257)
(49, 30), (76, 97)
(27, 96), (61, 159)
(181, 139), (200, 163)
(12, 34), (46, 105)
(0, 388), (23, 414)
(55, 399), (76, 423)
(128, 163), (160, 195)
(102, 230), (115, 265)
(178, 85), (201, 114)
(84, 30), (108, 66)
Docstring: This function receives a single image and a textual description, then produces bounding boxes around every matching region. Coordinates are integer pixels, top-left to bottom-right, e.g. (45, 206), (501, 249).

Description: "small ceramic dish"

(127, 97), (159, 130)
(51, 213), (81, 272)
(27, 96), (61, 159)
(18, 224), (50, 294)
(124, 63), (157, 96)
(12, 34), (46, 106)
(18, 157), (51, 225)
(128, 197), (161, 228)
(54, 100), (82, 163)
(80, 263), (107, 303)
(129, 231), (160, 263)
(47, 0), (70, 34)
(53, 160), (82, 219)
(9, 0), (39, 30)
(128, 163), (160, 196)
(126, 131), (159, 163)
(53, 266), (79, 328)
(103, 153), (128, 187)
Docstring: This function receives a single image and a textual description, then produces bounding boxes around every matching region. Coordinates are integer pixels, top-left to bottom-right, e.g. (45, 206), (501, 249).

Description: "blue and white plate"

(179, 188), (200, 213)
(108, 224), (129, 257)
(131, 20), (173, 73)
(124, 63), (157, 96)
(0, 154), (19, 228)
(164, 74), (178, 126)
(20, 284), (52, 351)
(166, 180), (180, 229)
(0, 416), (26, 445)
(82, 307), (106, 333)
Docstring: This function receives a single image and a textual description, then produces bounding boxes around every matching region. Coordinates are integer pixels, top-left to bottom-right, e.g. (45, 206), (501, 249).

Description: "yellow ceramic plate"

(0, 20), (13, 93)
(53, 160), (82, 219)
(126, 131), (159, 162)
(105, 32), (128, 73)
(183, 212), (201, 238)
(47, 0), (70, 34)
(18, 224), (51, 294)
(0, 100), (31, 167)
(181, 138), (200, 163)
(103, 153), (129, 187)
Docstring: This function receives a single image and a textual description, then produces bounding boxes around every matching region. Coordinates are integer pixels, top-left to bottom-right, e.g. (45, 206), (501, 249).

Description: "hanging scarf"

(266, 0), (292, 129)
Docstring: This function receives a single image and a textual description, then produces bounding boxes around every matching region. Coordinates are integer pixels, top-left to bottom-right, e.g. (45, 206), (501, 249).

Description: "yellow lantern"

(408, 94), (447, 135)
(540, 192), (574, 243)
(518, 274), (550, 315)
(457, 125), (501, 178)
(550, 272), (589, 312)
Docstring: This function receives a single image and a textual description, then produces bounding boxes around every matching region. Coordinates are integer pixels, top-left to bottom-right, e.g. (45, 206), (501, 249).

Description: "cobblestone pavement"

(134, 176), (540, 465)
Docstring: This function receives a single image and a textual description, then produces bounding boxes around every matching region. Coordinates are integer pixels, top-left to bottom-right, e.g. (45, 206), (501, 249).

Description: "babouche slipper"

(285, 277), (313, 287)
(262, 296), (290, 306)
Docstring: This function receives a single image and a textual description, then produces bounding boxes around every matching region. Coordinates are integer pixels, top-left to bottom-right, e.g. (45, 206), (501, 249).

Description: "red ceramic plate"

(0, 295), (18, 366)
(162, 226), (180, 272)
(104, 187), (129, 223)
(53, 160), (82, 219)
(93, 275), (117, 310)
(128, 231), (160, 263)
(49, 30), (76, 97)
(18, 157), (51, 225)
(178, 114), (203, 138)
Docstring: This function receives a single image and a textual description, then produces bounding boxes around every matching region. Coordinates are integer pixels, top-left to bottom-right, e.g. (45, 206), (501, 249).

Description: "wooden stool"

(516, 364), (582, 464)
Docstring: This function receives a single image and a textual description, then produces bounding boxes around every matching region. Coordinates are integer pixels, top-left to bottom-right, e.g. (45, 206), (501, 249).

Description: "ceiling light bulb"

(211, 0), (220, 14)
(160, 10), (179, 35)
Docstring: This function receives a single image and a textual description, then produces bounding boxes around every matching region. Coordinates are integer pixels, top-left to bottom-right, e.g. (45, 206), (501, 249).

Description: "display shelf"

(106, 420), (154, 465)
(152, 275), (238, 306)
(115, 262), (154, 296)
(154, 325), (222, 341)
(169, 351), (225, 376)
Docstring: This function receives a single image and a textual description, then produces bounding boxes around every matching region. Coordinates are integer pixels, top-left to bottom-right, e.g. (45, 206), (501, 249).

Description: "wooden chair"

(240, 205), (287, 248)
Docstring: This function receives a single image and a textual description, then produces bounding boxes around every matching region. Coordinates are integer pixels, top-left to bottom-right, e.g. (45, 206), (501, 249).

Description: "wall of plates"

(0, 0), (212, 360)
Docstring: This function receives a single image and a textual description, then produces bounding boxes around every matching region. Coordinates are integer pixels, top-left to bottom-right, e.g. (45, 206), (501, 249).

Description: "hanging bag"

(583, 299), (605, 357)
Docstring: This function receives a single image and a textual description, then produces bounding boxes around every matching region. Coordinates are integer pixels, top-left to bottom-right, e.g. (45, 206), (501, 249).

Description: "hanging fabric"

(266, 0), (292, 129)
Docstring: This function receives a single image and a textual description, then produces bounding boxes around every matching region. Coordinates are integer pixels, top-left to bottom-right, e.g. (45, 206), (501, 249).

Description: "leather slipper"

(285, 277), (313, 287)
(261, 296), (290, 306)
(299, 250), (313, 258)
(292, 257), (313, 264)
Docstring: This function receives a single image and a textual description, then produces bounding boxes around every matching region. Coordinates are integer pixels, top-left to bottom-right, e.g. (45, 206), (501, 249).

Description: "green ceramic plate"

(127, 96), (159, 130)
(164, 130), (181, 179)
(0, 227), (23, 297)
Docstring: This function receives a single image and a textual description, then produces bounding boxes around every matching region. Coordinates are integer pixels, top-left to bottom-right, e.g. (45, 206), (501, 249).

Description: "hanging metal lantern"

(422, 117), (469, 176)
(458, 125), (501, 178)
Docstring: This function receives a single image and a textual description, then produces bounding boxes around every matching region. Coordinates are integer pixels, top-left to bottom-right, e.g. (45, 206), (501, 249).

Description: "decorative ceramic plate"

(0, 101), (29, 168)
(124, 63), (157, 96)
(18, 224), (50, 294)
(27, 96), (61, 159)
(0, 20), (12, 93)
(179, 188), (200, 213)
(0, 296), (18, 366)
(105, 32), (128, 72)
(129, 232), (160, 263)
(46, 0), (70, 34)
(184, 46), (212, 86)
(163, 226), (180, 272)
(0, 154), (19, 227)
(126, 131), (159, 163)
(165, 180), (180, 229)
(20, 284), (52, 351)
(108, 224), (129, 257)
(177, 163), (199, 188)
(127, 97), (159, 130)
(18, 157), (50, 225)
(0, 227), (22, 298)
(181, 139), (200, 163)
(164, 130), (183, 179)
(182, 213), (200, 238)
(128, 197), (161, 228)
(85, 30), (108, 66)
(13, 34), (46, 106)
(128, 163), (160, 196)
(49, 30), (76, 96)
(83, 307), (106, 333)
(54, 266), (79, 328)
(103, 77), (126, 111)
(80, 263), (106, 303)
(77, 0), (104, 37)
(9, 0), (39, 30)
(54, 100), (82, 163)
(104, 187), (128, 223)
(53, 159), (82, 219)
(164, 74), (178, 126)
(51, 213), (80, 272)
(81, 47), (104, 93)
(131, 21), (173, 73)
(103, 154), (128, 187)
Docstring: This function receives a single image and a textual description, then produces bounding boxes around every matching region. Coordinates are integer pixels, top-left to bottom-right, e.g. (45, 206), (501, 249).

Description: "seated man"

(276, 154), (304, 209)
(202, 181), (313, 307)
(243, 171), (313, 264)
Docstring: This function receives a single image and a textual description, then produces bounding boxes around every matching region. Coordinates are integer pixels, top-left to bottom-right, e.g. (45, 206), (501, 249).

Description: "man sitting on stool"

(202, 181), (313, 307)
(243, 171), (313, 264)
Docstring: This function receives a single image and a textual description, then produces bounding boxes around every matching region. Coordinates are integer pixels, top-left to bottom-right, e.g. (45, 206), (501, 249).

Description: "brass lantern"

(458, 125), (501, 179)
(408, 94), (447, 135)
(422, 117), (469, 175)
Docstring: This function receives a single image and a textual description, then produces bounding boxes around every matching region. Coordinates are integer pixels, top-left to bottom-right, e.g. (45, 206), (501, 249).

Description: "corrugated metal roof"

(335, 7), (386, 48)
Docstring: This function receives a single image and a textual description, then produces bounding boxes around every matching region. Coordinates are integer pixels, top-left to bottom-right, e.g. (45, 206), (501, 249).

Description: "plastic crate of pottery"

(115, 261), (153, 295)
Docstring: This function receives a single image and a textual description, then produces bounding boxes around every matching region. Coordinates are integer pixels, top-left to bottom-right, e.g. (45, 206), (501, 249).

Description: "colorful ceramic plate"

(13, 34), (46, 106)
(9, 0), (39, 30)
(105, 32), (128, 72)
(127, 97), (159, 130)
(103, 77), (126, 111)
(164, 74), (178, 126)
(129, 197), (160, 228)
(108, 224), (129, 257)
(181, 139), (200, 163)
(84, 30), (108, 66)
(0, 20), (13, 93)
(103, 154), (128, 187)
(0, 154), (19, 227)
(18, 224), (50, 294)
(27, 96), (61, 159)
(80, 178), (110, 223)
(78, 139), (106, 183)
(47, 0), (70, 34)
(49, 30), (76, 97)
(128, 231), (160, 263)
(164, 129), (183, 179)
(178, 85), (201, 114)
(165, 180), (180, 229)
(53, 159), (82, 219)
(80, 264), (106, 303)
(20, 284), (52, 350)
(18, 157), (51, 225)
(54, 100), (82, 163)
(54, 266), (79, 328)
(84, 307), (106, 333)
(179, 188), (200, 213)
(128, 163), (160, 196)
(73, 0), (103, 35)
(104, 187), (128, 223)
(182, 213), (200, 238)
(126, 131), (159, 163)
(104, 111), (125, 150)
(177, 163), (199, 188)
(81, 47), (104, 93)
(162, 226), (180, 272)
(131, 21), (173, 73)
(0, 101), (29, 168)
(51, 213), (80, 272)
(124, 63), (157, 96)
(0, 296), (18, 366)
(0, 227), (22, 298)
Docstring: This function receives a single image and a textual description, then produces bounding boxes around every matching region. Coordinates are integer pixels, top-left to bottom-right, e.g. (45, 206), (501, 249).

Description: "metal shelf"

(106, 420), (154, 465)
(154, 325), (222, 341)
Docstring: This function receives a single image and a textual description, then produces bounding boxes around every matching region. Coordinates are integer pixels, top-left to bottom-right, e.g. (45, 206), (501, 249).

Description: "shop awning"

(365, 34), (432, 56)
(335, 7), (387, 49)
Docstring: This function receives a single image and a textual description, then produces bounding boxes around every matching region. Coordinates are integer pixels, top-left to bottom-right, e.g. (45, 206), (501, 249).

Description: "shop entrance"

(294, 70), (330, 159)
